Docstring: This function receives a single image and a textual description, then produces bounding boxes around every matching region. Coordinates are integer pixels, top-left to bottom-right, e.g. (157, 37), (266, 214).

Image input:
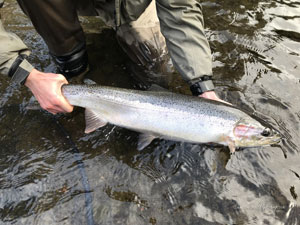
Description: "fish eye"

(261, 128), (271, 137)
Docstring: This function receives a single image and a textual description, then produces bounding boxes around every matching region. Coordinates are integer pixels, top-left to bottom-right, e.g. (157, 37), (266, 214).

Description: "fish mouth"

(236, 131), (281, 147)
(258, 132), (281, 145)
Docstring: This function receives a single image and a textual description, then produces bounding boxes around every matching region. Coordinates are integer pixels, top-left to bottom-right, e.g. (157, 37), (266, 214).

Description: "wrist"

(24, 69), (38, 88)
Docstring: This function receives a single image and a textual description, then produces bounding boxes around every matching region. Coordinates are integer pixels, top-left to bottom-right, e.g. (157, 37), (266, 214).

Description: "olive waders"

(2, 0), (215, 94)
(17, 0), (173, 82)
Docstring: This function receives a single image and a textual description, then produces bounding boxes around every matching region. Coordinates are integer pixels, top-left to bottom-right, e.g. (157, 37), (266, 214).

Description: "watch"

(190, 75), (215, 96)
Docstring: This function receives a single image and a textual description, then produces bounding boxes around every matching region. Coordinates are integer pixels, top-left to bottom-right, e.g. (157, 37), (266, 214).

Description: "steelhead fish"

(62, 84), (280, 153)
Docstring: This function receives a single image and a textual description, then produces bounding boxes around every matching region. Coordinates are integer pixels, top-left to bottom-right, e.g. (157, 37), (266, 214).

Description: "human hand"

(25, 69), (74, 114)
(199, 91), (232, 105)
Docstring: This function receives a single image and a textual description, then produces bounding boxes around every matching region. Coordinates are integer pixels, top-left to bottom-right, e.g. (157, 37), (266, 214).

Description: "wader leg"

(16, 0), (95, 78)
(115, 0), (175, 86)
(17, 0), (173, 81)
(17, 0), (89, 55)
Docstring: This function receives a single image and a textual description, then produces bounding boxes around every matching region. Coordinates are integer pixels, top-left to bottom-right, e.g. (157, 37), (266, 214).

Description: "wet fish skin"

(62, 84), (280, 152)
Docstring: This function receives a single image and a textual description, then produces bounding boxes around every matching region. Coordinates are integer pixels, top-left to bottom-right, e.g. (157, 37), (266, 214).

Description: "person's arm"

(0, 9), (73, 114)
(155, 0), (226, 102)
(0, 15), (33, 79)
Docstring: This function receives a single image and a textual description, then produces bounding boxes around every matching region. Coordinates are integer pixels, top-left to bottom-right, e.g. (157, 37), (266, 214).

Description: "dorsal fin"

(83, 78), (97, 85)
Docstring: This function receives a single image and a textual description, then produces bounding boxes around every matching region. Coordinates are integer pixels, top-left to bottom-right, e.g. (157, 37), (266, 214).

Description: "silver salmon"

(62, 85), (280, 153)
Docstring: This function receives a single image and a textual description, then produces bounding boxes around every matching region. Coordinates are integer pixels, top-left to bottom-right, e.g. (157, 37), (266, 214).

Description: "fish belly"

(91, 101), (226, 144)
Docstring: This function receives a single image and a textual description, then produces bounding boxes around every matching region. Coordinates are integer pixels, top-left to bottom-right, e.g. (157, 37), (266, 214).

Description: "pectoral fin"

(85, 109), (107, 133)
(221, 135), (236, 154)
(225, 137), (236, 154)
(137, 134), (157, 151)
(228, 141), (236, 154)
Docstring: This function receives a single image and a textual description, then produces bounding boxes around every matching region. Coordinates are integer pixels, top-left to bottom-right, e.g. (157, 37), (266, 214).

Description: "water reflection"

(0, 0), (300, 224)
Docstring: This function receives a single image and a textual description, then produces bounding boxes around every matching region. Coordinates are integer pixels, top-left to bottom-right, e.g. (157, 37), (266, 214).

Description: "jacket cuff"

(10, 56), (34, 85)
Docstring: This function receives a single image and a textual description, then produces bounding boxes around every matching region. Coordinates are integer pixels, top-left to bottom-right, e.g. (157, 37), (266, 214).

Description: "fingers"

(41, 100), (73, 114)
(48, 109), (59, 115)
(56, 75), (74, 113)
(199, 91), (232, 105)
(56, 97), (74, 113)
(26, 70), (74, 114)
(45, 73), (74, 113)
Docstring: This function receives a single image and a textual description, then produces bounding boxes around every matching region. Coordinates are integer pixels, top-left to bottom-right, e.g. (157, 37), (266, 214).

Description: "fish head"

(232, 118), (281, 148)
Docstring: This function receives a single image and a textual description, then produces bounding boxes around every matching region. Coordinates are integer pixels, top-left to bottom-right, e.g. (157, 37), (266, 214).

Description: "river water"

(1, 0), (300, 224)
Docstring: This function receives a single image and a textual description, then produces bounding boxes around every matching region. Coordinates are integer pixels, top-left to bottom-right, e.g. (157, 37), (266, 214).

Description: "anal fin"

(85, 109), (107, 133)
(137, 134), (157, 151)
